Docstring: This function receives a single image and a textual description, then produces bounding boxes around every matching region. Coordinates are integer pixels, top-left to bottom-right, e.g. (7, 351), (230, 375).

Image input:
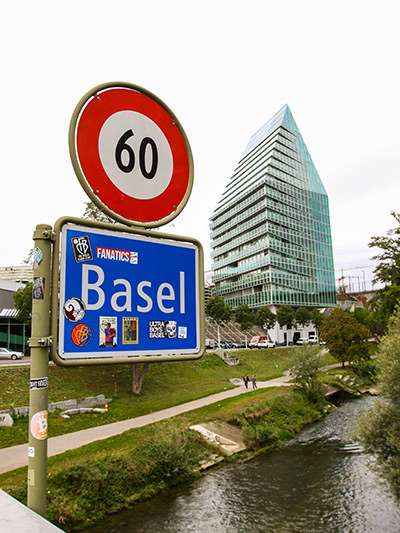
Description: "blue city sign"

(51, 219), (204, 365)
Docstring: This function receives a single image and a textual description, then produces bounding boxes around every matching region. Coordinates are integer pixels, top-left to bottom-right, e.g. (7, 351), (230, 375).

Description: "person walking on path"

(252, 375), (257, 389)
(243, 374), (249, 389)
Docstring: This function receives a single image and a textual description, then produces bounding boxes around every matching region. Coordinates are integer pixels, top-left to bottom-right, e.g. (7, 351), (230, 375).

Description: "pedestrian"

(243, 374), (249, 389)
(252, 375), (257, 389)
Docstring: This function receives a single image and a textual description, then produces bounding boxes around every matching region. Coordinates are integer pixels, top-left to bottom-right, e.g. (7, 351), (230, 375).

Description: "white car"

(257, 340), (275, 348)
(0, 347), (24, 360)
(296, 337), (318, 345)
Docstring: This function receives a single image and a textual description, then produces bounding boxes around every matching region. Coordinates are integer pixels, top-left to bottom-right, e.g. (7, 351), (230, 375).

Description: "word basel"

(81, 265), (187, 314)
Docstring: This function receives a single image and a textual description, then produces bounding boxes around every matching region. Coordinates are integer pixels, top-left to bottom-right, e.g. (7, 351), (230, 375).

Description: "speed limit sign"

(69, 82), (194, 227)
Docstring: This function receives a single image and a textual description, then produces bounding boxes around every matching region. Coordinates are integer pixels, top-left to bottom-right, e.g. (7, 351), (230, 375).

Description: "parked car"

(230, 341), (241, 348)
(220, 341), (233, 349)
(257, 340), (275, 348)
(249, 336), (270, 349)
(296, 337), (318, 345)
(205, 339), (218, 349)
(0, 347), (24, 360)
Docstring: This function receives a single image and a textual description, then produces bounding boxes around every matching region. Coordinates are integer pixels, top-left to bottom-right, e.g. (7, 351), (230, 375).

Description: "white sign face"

(98, 110), (174, 200)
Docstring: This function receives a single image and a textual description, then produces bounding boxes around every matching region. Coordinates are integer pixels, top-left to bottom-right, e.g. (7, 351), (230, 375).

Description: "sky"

(1, 0), (399, 292)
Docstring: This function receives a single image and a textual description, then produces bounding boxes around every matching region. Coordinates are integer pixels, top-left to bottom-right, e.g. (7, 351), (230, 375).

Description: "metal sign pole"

(27, 224), (53, 517)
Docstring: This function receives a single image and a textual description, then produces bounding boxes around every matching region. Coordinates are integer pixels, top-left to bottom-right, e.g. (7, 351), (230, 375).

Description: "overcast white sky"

(1, 1), (399, 291)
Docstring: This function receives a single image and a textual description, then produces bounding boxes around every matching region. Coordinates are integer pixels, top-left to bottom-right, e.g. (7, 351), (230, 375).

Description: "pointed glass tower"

(210, 105), (336, 310)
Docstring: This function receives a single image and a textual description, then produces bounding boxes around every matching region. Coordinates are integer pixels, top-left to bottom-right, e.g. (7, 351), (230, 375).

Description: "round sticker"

(64, 297), (86, 322)
(69, 83), (194, 227)
(71, 324), (92, 347)
(30, 410), (48, 440)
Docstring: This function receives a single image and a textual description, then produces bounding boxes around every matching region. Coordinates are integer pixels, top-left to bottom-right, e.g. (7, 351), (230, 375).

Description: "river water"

(86, 396), (400, 532)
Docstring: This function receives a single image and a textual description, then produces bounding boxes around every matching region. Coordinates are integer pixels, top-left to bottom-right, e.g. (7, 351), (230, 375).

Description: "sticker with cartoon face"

(64, 297), (86, 322)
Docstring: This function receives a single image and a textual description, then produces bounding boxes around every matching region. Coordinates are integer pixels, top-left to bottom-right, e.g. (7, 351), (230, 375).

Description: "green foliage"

(146, 430), (201, 484)
(290, 346), (327, 404)
(13, 282), (32, 323)
(255, 306), (276, 330)
(234, 304), (255, 332)
(310, 308), (323, 329)
(82, 201), (116, 224)
(320, 308), (370, 367)
(295, 307), (310, 327)
(369, 211), (400, 286)
(357, 307), (400, 499)
(240, 392), (324, 449)
(45, 431), (202, 530)
(276, 306), (295, 332)
(205, 296), (232, 327)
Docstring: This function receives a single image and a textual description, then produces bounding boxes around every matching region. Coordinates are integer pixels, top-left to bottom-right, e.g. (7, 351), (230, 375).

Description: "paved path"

(0, 375), (292, 474)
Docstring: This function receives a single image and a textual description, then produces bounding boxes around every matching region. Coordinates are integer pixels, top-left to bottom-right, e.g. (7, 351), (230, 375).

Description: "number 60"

(115, 129), (158, 180)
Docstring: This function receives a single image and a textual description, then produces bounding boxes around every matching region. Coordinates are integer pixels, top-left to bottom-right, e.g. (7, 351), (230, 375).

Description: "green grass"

(0, 347), (319, 448)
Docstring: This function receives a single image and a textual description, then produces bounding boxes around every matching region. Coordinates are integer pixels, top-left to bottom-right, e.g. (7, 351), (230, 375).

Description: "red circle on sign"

(70, 84), (193, 226)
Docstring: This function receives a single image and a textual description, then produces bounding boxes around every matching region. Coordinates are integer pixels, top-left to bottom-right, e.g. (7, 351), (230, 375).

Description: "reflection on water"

(87, 397), (400, 532)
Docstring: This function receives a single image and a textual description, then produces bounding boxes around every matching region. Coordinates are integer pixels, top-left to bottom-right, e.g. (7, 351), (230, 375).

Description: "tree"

(82, 201), (116, 224)
(320, 308), (370, 367)
(357, 307), (400, 499)
(276, 306), (295, 345)
(369, 212), (400, 286)
(291, 347), (327, 404)
(82, 201), (148, 394)
(295, 307), (310, 328)
(13, 282), (33, 323)
(310, 308), (323, 340)
(255, 306), (276, 331)
(205, 296), (232, 346)
(234, 304), (254, 333)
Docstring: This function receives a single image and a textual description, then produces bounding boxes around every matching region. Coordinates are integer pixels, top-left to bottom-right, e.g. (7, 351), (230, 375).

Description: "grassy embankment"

(0, 347), (377, 531)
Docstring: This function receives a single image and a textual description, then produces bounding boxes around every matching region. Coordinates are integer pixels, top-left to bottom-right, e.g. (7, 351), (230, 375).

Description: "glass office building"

(210, 105), (336, 310)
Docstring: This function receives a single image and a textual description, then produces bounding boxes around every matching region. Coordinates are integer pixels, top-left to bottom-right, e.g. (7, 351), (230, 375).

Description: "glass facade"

(210, 105), (336, 310)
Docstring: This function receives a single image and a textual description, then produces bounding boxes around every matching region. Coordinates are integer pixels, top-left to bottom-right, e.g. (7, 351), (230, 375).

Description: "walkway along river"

(85, 396), (400, 533)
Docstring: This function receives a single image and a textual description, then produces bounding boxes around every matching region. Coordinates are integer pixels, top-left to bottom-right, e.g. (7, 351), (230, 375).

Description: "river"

(86, 396), (400, 532)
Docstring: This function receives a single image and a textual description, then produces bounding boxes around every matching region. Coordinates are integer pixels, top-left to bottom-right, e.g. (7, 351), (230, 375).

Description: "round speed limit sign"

(69, 82), (194, 227)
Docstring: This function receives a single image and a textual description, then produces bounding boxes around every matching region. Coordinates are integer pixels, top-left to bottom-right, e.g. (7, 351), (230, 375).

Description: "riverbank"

(0, 349), (379, 531)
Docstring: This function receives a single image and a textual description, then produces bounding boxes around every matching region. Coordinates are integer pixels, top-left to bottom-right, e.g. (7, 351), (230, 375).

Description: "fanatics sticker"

(149, 321), (177, 339)
(71, 235), (93, 262)
(71, 324), (92, 347)
(96, 247), (138, 264)
(64, 297), (86, 322)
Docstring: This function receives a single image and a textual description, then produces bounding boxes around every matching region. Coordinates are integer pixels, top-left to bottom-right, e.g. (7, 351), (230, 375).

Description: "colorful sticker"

(96, 246), (138, 264)
(100, 316), (117, 347)
(33, 277), (45, 300)
(64, 297), (86, 322)
(30, 410), (48, 440)
(71, 324), (92, 347)
(32, 247), (43, 269)
(123, 317), (139, 344)
(178, 326), (187, 339)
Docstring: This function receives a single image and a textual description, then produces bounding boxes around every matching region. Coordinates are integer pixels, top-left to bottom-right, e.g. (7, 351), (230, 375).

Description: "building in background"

(0, 278), (30, 354)
(0, 265), (33, 283)
(210, 105), (336, 328)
